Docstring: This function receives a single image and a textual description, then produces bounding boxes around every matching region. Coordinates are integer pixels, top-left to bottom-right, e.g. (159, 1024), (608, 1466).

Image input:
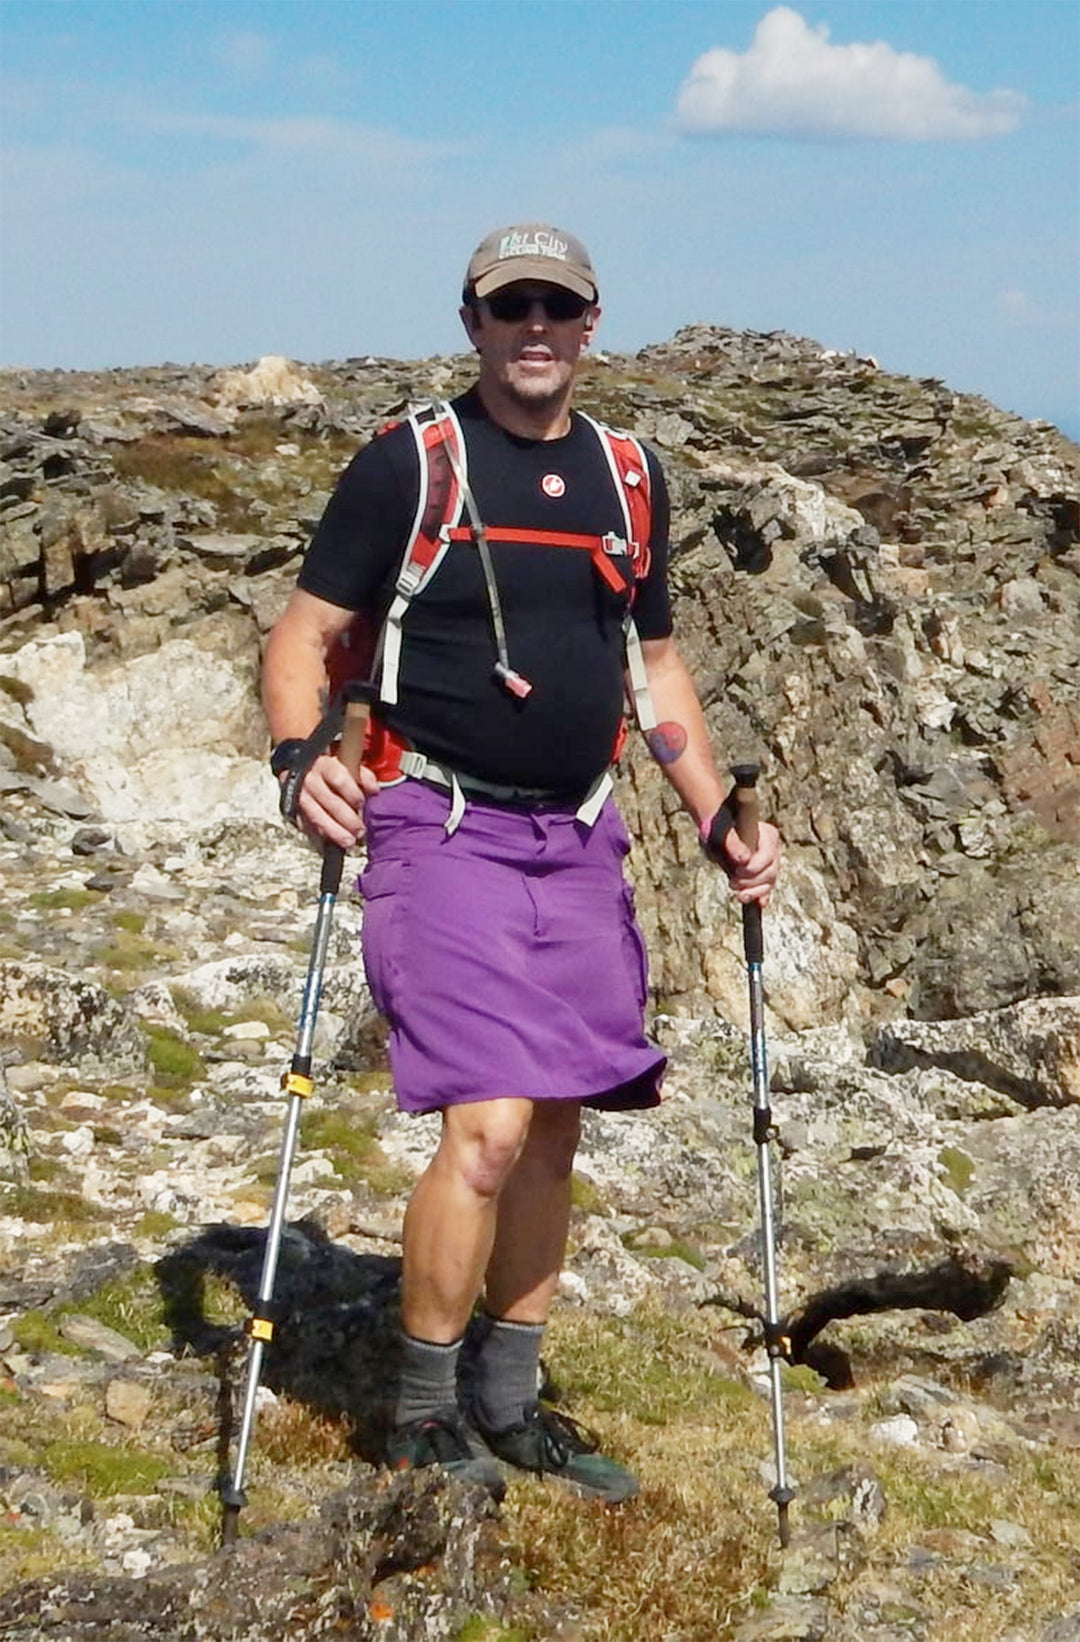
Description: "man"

(262, 223), (781, 1503)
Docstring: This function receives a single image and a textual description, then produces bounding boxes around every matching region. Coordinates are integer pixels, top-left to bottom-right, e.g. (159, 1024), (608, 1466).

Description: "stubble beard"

(501, 357), (576, 416)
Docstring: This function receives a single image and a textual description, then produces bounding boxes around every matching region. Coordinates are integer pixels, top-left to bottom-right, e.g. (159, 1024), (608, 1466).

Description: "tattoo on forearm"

(647, 722), (688, 765)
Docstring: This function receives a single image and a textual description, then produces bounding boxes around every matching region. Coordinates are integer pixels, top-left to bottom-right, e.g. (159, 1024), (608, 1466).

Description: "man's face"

(460, 282), (599, 412)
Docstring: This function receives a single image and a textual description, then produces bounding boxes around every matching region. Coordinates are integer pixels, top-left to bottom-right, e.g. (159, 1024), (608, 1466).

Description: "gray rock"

(872, 996), (1080, 1107)
(0, 961), (146, 1071)
(58, 1314), (142, 1362)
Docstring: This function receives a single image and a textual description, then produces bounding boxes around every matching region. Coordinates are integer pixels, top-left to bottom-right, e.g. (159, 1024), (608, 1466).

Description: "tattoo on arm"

(647, 721), (688, 765)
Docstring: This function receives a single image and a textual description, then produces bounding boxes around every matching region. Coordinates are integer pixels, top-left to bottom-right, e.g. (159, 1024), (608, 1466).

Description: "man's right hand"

(280, 752), (379, 850)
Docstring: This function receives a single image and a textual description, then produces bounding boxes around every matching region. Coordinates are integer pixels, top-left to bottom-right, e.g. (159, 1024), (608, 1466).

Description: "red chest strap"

(444, 524), (631, 593)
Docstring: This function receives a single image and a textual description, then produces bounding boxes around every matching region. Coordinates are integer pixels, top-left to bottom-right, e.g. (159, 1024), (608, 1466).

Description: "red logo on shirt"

(541, 473), (566, 498)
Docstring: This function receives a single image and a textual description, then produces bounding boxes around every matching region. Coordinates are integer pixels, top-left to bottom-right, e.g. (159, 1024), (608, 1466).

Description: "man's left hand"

(702, 809), (782, 909)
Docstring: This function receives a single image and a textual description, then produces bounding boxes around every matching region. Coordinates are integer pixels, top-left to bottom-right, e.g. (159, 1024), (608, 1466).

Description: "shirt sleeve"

(297, 421), (419, 612)
(630, 446), (673, 640)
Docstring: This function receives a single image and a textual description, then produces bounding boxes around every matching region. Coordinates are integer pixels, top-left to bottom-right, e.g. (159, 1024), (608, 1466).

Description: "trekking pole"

(730, 763), (794, 1549)
(221, 682), (374, 1547)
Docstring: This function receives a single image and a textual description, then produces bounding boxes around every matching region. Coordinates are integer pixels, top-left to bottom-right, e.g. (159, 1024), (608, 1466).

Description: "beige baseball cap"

(464, 223), (598, 302)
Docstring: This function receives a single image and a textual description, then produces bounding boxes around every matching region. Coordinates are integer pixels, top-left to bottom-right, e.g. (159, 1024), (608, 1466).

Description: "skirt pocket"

(359, 856), (410, 1022)
(620, 882), (650, 1011)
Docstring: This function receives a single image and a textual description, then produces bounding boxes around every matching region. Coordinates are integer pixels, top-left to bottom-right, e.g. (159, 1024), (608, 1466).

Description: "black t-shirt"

(298, 389), (672, 793)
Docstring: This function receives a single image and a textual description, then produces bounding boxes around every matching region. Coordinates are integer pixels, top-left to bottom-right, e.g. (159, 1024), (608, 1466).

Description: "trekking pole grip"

(731, 763), (764, 965)
(321, 682), (375, 897)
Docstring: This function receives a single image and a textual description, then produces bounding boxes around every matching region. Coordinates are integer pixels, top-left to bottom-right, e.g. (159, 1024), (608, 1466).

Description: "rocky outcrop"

(0, 335), (1078, 1640)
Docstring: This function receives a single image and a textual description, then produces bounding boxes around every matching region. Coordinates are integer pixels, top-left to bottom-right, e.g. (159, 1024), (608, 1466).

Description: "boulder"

(214, 355), (325, 409)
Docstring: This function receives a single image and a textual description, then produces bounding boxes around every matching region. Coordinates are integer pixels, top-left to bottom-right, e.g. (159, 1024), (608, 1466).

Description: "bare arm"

(262, 588), (378, 849)
(638, 635), (781, 906)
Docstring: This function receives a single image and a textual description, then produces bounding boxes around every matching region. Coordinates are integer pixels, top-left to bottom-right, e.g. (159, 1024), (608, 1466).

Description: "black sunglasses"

(483, 288), (591, 323)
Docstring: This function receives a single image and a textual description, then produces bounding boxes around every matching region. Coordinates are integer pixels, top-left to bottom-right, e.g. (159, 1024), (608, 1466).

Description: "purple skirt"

(358, 780), (666, 1115)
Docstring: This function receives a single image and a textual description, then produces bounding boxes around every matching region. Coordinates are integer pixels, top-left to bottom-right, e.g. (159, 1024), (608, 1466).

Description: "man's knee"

(440, 1100), (533, 1198)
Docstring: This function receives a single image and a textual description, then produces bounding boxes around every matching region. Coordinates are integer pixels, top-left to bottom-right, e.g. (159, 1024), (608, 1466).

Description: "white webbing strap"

(580, 413), (629, 540)
(379, 592), (409, 705)
(575, 768), (613, 827)
(397, 750), (466, 835)
(446, 772), (466, 835)
(398, 747), (609, 832)
(624, 614), (656, 732)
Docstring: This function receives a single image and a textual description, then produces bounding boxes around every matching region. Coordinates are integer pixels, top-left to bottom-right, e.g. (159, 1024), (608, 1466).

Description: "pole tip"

(731, 761), (761, 787)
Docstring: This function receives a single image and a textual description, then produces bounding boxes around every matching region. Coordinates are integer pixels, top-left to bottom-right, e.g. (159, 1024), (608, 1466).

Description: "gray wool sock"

(472, 1314), (545, 1434)
(394, 1331), (463, 1429)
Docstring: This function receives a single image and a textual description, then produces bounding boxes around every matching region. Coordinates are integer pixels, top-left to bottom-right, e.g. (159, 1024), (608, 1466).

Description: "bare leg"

(400, 1097), (533, 1344)
(484, 1101), (582, 1324)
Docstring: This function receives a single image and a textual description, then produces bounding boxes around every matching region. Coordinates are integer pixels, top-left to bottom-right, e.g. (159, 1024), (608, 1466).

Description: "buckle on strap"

(395, 564), (423, 597)
(601, 533), (629, 557)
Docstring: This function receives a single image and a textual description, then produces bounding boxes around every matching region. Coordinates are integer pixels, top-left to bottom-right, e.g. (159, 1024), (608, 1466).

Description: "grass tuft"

(299, 1102), (413, 1195)
(42, 1439), (172, 1497)
(142, 1025), (205, 1086)
(29, 886), (102, 911)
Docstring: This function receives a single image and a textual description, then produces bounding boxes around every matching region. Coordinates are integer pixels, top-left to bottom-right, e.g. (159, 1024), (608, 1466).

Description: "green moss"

(11, 1310), (80, 1358)
(143, 1025), (205, 1086)
(547, 1306), (756, 1425)
(134, 1208), (182, 1239)
(780, 1363), (829, 1394)
(95, 933), (180, 972)
(625, 1235), (707, 1271)
(28, 886), (101, 911)
(171, 987), (229, 1035)
(570, 1171), (607, 1215)
(42, 1439), (172, 1497)
(27, 1154), (66, 1183)
(113, 909), (146, 934)
(172, 989), (289, 1038)
(0, 1183), (107, 1226)
(300, 1106), (374, 1163)
(873, 1457), (998, 1532)
(453, 1620), (528, 1642)
(253, 1152), (282, 1186)
(939, 1145), (975, 1196)
(299, 1103), (413, 1195)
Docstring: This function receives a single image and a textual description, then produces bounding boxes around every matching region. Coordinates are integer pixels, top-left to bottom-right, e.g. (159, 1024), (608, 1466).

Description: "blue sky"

(2, 1), (1078, 435)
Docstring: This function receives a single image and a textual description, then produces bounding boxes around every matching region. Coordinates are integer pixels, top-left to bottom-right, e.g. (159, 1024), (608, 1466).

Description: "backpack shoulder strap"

(577, 413), (653, 581)
(377, 400), (466, 705)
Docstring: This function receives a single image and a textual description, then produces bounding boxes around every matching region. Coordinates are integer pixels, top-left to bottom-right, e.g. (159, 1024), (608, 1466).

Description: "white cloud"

(568, 125), (677, 164)
(998, 288), (1034, 320)
(123, 105), (462, 168)
(676, 6), (1025, 141)
(212, 30), (274, 78)
(996, 288), (1073, 330)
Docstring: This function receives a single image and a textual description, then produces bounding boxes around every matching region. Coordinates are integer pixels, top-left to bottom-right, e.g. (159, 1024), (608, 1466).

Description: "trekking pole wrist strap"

(270, 739), (309, 777)
(700, 795), (739, 877)
(271, 713), (345, 823)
